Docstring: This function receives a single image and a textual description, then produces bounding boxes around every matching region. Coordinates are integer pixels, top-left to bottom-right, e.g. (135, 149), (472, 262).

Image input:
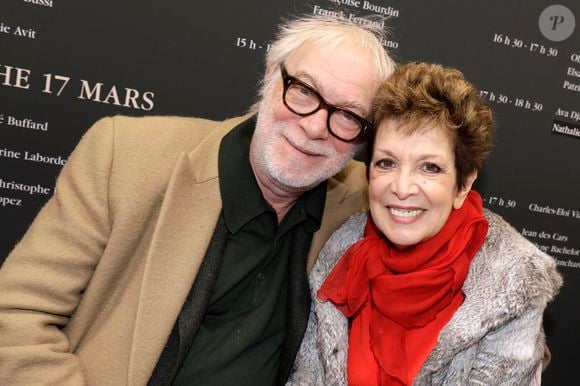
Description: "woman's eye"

(375, 159), (395, 169)
(423, 162), (442, 173)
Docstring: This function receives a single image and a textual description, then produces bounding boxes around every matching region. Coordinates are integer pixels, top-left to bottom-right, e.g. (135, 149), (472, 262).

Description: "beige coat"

(0, 114), (368, 386)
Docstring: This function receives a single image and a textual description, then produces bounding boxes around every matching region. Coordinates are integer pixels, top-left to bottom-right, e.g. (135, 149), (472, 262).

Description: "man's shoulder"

(77, 114), (253, 167)
(109, 114), (236, 131)
(105, 114), (250, 150)
(75, 114), (252, 191)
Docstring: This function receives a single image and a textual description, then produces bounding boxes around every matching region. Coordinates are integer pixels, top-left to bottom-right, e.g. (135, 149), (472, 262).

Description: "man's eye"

(293, 84), (314, 98)
(336, 110), (356, 122)
(422, 162), (442, 173)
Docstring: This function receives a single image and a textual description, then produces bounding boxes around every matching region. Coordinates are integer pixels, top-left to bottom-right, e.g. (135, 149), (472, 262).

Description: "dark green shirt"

(172, 117), (326, 386)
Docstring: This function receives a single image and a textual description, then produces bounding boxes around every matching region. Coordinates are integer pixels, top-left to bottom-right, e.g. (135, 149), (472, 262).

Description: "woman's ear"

(453, 170), (478, 209)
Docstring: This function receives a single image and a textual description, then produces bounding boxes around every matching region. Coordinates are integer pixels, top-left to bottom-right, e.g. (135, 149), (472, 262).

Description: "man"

(0, 15), (395, 385)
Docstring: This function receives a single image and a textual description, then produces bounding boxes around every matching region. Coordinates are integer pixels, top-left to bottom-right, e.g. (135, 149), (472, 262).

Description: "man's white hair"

(250, 15), (396, 113)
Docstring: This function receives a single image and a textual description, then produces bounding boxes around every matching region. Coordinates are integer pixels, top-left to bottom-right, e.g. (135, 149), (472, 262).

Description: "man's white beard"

(252, 100), (356, 192)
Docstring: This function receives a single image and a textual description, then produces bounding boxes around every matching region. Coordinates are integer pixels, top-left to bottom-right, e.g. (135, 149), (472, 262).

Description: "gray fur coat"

(287, 210), (562, 385)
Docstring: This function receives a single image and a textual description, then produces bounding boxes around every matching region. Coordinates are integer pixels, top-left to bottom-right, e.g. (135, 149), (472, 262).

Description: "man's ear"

(264, 66), (274, 78)
(453, 170), (478, 209)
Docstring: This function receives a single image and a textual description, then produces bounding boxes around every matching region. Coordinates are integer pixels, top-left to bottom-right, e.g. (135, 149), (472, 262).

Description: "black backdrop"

(1, 1), (578, 384)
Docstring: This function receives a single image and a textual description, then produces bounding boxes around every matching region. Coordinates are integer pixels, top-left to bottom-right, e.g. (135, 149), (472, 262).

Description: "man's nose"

(299, 109), (330, 140)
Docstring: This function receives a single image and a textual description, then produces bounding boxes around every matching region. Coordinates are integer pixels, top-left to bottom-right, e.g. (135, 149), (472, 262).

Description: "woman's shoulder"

(309, 211), (368, 289)
(467, 209), (563, 309)
(325, 211), (368, 253)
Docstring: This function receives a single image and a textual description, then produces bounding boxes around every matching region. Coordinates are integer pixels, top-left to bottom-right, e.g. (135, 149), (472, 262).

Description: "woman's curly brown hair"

(371, 62), (495, 189)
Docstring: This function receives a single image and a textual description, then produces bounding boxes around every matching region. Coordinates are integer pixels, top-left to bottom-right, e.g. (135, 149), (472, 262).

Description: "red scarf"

(318, 191), (488, 385)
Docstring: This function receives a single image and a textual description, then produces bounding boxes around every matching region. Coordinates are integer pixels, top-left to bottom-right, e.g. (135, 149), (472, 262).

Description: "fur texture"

(287, 210), (562, 385)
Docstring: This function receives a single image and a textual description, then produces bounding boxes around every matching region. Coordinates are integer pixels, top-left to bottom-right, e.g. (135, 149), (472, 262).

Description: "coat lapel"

(307, 161), (368, 273)
(277, 227), (314, 385)
(127, 122), (232, 385)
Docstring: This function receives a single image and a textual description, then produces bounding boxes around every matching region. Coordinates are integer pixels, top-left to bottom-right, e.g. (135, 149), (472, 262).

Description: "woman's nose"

(390, 169), (419, 199)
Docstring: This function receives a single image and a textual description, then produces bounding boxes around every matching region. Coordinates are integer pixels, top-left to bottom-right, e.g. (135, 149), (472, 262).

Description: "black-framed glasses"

(280, 64), (373, 143)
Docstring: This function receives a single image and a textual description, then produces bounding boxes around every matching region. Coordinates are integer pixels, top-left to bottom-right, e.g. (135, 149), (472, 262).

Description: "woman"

(287, 62), (562, 385)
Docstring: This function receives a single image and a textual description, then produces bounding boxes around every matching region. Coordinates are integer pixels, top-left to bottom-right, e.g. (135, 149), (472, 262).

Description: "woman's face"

(368, 120), (475, 249)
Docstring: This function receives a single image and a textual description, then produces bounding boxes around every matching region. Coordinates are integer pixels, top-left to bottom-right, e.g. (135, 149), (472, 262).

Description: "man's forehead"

(287, 40), (362, 68)
(285, 45), (377, 113)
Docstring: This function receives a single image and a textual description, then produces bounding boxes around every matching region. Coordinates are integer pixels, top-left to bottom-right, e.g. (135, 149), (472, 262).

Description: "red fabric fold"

(318, 191), (488, 385)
